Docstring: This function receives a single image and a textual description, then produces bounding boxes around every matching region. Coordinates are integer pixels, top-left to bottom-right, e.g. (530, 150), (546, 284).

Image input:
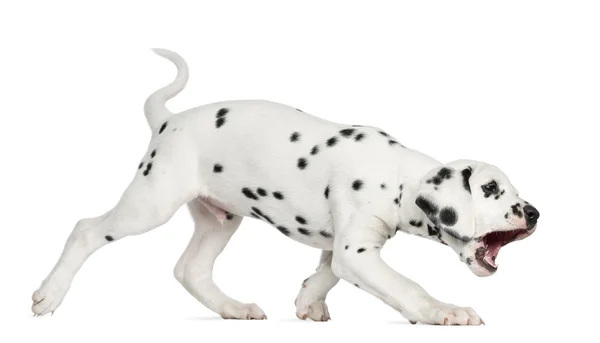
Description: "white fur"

(32, 49), (539, 325)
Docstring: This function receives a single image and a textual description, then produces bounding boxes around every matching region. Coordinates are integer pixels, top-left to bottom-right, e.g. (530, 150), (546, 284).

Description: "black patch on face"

(380, 183), (387, 189)
(277, 226), (290, 236)
(319, 230), (333, 238)
(273, 191), (284, 200)
(298, 228), (311, 235)
(296, 216), (307, 225)
(427, 167), (453, 186)
(511, 204), (524, 218)
(378, 131), (389, 137)
(495, 190), (505, 200)
(242, 188), (259, 200)
(257, 188), (268, 196)
(159, 122), (168, 134)
(150, 150), (157, 158)
(326, 136), (339, 147)
(340, 128), (355, 137)
(138, 162), (144, 170)
(310, 145), (319, 155)
(324, 186), (330, 199)
(354, 133), (365, 141)
(357, 248), (366, 253)
(352, 180), (363, 191)
(213, 164), (223, 173)
(216, 108), (229, 118)
(143, 162), (153, 176)
(439, 207), (458, 226)
(105, 235), (114, 242)
(416, 196), (439, 217)
(297, 158), (308, 170)
(216, 117), (226, 128)
(226, 212), (234, 220)
(461, 167), (472, 193)
(482, 180), (499, 198)
(409, 220), (423, 227)
(290, 132), (300, 142)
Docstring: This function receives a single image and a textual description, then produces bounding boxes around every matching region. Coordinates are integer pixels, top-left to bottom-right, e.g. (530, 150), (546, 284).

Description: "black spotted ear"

(416, 165), (475, 240)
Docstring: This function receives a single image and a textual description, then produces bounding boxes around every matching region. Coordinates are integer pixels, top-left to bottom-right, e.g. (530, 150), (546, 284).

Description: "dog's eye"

(482, 181), (498, 194)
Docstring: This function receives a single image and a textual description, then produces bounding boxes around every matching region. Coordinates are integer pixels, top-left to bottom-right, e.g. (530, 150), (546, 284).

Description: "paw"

(412, 303), (484, 325)
(31, 282), (69, 316)
(296, 300), (331, 322)
(220, 302), (267, 320)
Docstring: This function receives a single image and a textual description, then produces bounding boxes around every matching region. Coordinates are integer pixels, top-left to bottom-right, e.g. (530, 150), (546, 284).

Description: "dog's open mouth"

(475, 229), (529, 272)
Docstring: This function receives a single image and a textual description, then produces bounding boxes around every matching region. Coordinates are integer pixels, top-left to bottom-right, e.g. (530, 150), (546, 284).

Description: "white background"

(1, 1), (598, 342)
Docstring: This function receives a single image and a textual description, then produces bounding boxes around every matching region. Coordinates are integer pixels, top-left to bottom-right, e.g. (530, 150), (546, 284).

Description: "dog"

(32, 49), (539, 325)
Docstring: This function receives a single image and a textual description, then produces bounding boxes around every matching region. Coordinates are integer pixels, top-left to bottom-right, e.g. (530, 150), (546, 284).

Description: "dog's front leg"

(331, 212), (483, 325)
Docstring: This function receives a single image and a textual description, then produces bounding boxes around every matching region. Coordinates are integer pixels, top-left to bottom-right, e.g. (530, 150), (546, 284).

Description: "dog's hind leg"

(173, 200), (266, 320)
(294, 250), (339, 321)
(32, 150), (201, 316)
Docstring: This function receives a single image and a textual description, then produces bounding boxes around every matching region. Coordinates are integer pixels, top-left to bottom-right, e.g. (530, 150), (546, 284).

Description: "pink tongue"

(484, 243), (502, 267)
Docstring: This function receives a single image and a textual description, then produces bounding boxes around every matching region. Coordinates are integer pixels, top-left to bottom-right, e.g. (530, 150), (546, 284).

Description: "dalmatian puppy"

(32, 49), (540, 325)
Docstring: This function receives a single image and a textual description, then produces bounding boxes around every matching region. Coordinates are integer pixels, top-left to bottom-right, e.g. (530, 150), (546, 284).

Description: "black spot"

(394, 198), (400, 205)
(461, 167), (472, 193)
(504, 213), (509, 219)
(261, 214), (275, 225)
(466, 257), (473, 265)
(297, 158), (308, 170)
(352, 180), (363, 191)
(277, 226), (290, 236)
(105, 235), (114, 242)
(310, 145), (319, 155)
(242, 188), (259, 200)
(216, 108), (229, 118)
(339, 128), (355, 137)
(296, 108), (303, 112)
(511, 204), (523, 218)
(159, 122), (168, 134)
(143, 162), (153, 176)
(138, 162), (144, 170)
(296, 216), (307, 225)
(251, 213), (260, 219)
(357, 248), (366, 253)
(213, 164), (223, 173)
(345, 245), (349, 250)
(438, 168), (452, 179)
(150, 150), (157, 158)
(354, 133), (365, 141)
(380, 183), (387, 189)
(251, 207), (264, 217)
(495, 190), (506, 200)
(378, 131), (389, 137)
(399, 184), (404, 191)
(226, 212), (234, 220)
(273, 191), (284, 200)
(324, 185), (330, 199)
(409, 220), (423, 227)
(439, 207), (458, 226)
(326, 136), (338, 147)
(319, 230), (333, 238)
(298, 228), (311, 235)
(482, 180), (499, 198)
(389, 140), (398, 146)
(290, 132), (301, 142)
(256, 188), (268, 196)
(415, 196), (439, 217)
(216, 117), (226, 128)
(354, 284), (360, 288)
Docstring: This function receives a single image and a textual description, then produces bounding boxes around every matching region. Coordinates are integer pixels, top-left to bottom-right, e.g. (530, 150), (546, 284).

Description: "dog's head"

(415, 159), (539, 277)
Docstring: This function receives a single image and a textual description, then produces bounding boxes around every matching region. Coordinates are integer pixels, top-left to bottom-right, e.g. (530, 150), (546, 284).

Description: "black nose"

(523, 205), (539, 225)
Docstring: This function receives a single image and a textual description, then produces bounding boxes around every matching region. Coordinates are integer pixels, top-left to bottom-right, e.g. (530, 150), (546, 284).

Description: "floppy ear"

(415, 163), (476, 241)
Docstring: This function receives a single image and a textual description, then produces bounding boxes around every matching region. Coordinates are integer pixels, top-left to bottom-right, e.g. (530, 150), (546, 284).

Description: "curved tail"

(144, 48), (189, 131)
